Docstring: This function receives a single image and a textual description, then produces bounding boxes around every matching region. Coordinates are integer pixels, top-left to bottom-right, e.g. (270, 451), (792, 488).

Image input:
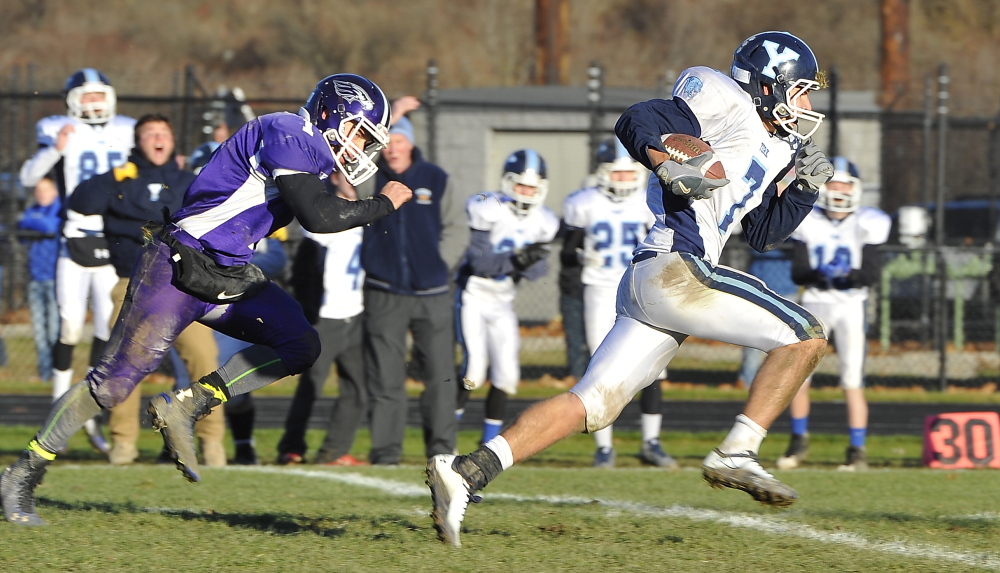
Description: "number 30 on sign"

(922, 412), (1000, 469)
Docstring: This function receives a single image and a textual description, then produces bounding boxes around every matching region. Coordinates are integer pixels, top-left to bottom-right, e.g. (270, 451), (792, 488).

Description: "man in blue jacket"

(68, 113), (226, 467)
(357, 109), (468, 465)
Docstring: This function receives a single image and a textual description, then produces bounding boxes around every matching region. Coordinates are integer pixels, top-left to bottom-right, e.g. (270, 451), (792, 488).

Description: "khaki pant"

(106, 278), (226, 466)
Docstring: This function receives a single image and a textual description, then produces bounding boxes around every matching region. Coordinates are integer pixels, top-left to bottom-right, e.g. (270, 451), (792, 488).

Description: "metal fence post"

(827, 66), (839, 157)
(426, 59), (438, 164)
(935, 64), (949, 391)
(586, 61), (602, 173)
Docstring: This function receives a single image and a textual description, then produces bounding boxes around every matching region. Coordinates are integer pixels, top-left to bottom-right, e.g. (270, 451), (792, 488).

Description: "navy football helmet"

(594, 138), (645, 201)
(188, 141), (220, 175)
(501, 149), (548, 215)
(64, 68), (116, 124)
(818, 156), (862, 213)
(302, 73), (391, 185)
(731, 31), (825, 139)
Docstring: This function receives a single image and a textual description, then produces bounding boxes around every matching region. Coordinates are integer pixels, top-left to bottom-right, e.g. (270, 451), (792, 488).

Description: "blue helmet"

(188, 141), (221, 175)
(302, 73), (391, 185)
(819, 156), (862, 213)
(501, 149), (548, 215)
(594, 137), (644, 200)
(64, 68), (116, 124)
(730, 31), (825, 139)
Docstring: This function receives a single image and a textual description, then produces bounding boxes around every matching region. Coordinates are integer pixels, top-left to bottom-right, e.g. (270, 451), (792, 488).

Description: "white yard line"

(62, 464), (1000, 570)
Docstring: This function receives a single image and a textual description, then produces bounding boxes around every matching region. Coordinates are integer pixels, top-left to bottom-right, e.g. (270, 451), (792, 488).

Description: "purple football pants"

(88, 238), (319, 408)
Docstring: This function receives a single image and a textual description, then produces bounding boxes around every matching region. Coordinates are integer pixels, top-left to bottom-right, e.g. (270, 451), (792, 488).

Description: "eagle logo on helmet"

(332, 80), (374, 111)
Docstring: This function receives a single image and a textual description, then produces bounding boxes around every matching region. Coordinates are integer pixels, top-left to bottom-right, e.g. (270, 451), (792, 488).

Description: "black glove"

(511, 242), (550, 271)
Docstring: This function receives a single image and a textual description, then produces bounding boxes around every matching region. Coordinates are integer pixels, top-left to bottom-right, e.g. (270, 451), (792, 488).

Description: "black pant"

(364, 288), (457, 463)
(277, 315), (366, 460)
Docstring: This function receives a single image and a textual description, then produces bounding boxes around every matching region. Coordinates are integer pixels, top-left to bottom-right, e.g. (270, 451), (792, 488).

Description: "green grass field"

(2, 426), (999, 572)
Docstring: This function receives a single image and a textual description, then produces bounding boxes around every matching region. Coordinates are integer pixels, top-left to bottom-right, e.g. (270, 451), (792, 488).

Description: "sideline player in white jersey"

(776, 157), (891, 472)
(19, 68), (135, 454)
(429, 31), (836, 546)
(563, 138), (676, 468)
(455, 149), (559, 446)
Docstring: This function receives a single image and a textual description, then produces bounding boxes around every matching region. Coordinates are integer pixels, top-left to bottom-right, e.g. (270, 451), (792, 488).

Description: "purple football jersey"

(172, 112), (336, 265)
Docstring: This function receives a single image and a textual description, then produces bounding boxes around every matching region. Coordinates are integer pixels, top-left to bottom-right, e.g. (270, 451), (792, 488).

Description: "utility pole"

(533, 0), (569, 85)
(879, 0), (910, 110)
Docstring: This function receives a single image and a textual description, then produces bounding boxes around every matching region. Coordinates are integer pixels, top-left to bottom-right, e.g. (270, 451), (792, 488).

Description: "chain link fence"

(1, 65), (998, 390)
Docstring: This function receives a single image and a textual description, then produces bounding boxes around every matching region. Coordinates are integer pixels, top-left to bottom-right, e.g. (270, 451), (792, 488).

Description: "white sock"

(484, 435), (514, 470)
(52, 369), (73, 401)
(718, 414), (768, 454)
(593, 425), (613, 450)
(83, 418), (99, 435)
(641, 413), (662, 443)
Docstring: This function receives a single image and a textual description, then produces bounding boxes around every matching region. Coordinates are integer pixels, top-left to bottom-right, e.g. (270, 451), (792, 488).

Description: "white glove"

(794, 140), (834, 191)
(463, 377), (484, 391)
(653, 151), (729, 200)
(578, 248), (606, 269)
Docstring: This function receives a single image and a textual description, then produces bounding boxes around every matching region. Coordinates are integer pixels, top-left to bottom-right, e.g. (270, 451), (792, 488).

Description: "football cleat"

(319, 454), (368, 467)
(83, 418), (111, 455)
(147, 386), (219, 483)
(837, 445), (868, 472)
(234, 443), (259, 466)
(1, 450), (50, 526)
(277, 452), (306, 465)
(592, 447), (616, 468)
(426, 454), (479, 548)
(638, 439), (680, 469)
(775, 433), (810, 470)
(702, 448), (799, 507)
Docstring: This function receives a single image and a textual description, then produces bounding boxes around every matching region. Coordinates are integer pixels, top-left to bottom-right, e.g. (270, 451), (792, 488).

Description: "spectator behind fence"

(19, 68), (137, 455)
(779, 157), (891, 472)
(18, 177), (62, 381)
(557, 217), (589, 383)
(454, 149), (559, 445)
(68, 113), (226, 467)
(562, 137), (675, 469)
(277, 174), (369, 466)
(357, 98), (468, 465)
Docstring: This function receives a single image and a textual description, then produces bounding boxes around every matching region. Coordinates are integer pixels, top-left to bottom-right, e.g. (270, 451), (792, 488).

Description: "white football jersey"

(21, 114), (135, 237)
(306, 228), (365, 320)
(637, 66), (799, 265)
(463, 192), (560, 303)
(791, 206), (892, 303)
(563, 186), (653, 287)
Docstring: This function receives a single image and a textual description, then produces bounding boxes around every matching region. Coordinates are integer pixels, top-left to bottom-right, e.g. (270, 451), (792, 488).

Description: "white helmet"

(64, 68), (116, 124)
(594, 138), (644, 201)
(500, 149), (548, 215)
(818, 156), (862, 213)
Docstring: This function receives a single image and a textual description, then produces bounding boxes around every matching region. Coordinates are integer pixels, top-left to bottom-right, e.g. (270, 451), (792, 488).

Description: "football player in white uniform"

(563, 138), (676, 468)
(776, 158), (891, 471)
(19, 69), (135, 454)
(455, 150), (560, 445)
(428, 31), (835, 546)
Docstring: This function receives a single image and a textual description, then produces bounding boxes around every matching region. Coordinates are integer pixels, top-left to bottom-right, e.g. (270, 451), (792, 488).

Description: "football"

(660, 133), (726, 180)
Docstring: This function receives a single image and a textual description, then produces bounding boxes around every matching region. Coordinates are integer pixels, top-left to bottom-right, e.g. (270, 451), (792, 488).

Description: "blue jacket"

(69, 152), (194, 277)
(362, 148), (453, 296)
(18, 197), (62, 281)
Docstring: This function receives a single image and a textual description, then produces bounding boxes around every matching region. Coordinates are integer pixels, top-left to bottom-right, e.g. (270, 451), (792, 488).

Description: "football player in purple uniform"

(1, 74), (412, 526)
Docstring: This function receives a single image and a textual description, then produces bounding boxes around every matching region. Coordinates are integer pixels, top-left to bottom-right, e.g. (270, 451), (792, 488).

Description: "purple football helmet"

(302, 73), (391, 185)
(64, 68), (116, 124)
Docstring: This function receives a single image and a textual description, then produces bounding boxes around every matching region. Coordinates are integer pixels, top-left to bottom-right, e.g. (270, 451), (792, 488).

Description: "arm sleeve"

(790, 240), (823, 286)
(465, 229), (515, 278)
(560, 226), (585, 268)
(614, 98), (701, 170)
(19, 146), (62, 188)
(741, 180), (817, 252)
(438, 179), (470, 271)
(276, 173), (396, 234)
(67, 172), (114, 215)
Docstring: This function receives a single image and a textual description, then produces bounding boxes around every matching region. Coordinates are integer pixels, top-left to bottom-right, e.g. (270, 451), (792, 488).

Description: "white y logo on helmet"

(761, 40), (799, 79)
(332, 80), (374, 110)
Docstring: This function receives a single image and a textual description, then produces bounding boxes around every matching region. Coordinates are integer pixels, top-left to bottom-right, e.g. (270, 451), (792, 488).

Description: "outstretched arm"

(276, 173), (411, 233)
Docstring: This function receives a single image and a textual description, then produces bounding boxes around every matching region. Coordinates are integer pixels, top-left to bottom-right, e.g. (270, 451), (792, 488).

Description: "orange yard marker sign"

(923, 412), (1000, 469)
